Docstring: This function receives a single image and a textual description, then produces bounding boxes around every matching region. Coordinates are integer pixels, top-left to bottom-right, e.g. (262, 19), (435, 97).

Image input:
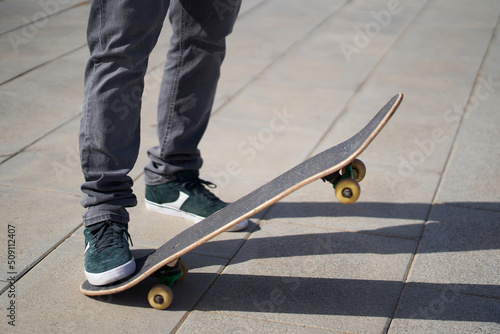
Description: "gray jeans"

(79, 0), (241, 226)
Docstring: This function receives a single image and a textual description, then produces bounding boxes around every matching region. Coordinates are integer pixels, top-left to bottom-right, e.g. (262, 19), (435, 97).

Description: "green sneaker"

(145, 170), (248, 231)
(84, 221), (136, 286)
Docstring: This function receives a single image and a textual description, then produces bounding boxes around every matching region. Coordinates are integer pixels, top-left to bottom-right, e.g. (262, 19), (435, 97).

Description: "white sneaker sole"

(145, 200), (248, 231)
(85, 257), (136, 286)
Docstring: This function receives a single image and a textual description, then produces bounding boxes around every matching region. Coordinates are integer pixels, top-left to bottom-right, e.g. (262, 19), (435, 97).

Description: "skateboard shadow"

(181, 200), (499, 323)
(87, 200), (499, 323)
(193, 201), (500, 261)
(191, 273), (500, 322)
(88, 272), (499, 323)
(261, 201), (500, 221)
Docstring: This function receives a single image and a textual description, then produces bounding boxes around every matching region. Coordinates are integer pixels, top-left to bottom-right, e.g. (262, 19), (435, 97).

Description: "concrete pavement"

(0, 0), (499, 332)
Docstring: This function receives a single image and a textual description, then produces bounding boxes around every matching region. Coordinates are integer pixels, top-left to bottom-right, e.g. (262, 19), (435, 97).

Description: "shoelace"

(181, 178), (220, 202)
(87, 221), (133, 253)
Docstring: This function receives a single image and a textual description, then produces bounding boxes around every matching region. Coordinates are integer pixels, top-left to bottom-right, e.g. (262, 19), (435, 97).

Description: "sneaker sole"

(145, 199), (205, 223)
(85, 257), (136, 286)
(145, 200), (248, 231)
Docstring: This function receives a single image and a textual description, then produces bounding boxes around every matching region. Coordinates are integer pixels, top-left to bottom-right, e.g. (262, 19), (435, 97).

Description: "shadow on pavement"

(85, 200), (499, 323)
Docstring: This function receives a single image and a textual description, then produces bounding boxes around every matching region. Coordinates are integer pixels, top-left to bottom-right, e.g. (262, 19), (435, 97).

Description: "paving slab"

(214, 0), (347, 112)
(225, 0), (346, 63)
(378, 0), (499, 84)
(1, 46), (87, 104)
(389, 283), (500, 332)
(0, 0), (83, 35)
(0, 97), (81, 161)
(434, 110), (500, 211)
(178, 310), (331, 333)
(434, 21), (500, 211)
(194, 220), (416, 333)
(0, 47), (86, 159)
(0, 185), (82, 287)
(258, 0), (427, 90)
(407, 204), (500, 298)
(0, 3), (89, 84)
(0, 117), (82, 193)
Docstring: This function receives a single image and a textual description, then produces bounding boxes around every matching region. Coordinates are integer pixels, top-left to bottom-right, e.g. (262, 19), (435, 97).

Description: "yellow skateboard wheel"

(335, 178), (360, 204)
(341, 159), (366, 182)
(148, 284), (173, 310)
(351, 159), (366, 182)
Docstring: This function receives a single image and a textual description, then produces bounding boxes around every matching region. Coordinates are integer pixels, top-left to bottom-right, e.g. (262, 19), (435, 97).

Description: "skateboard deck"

(81, 93), (403, 308)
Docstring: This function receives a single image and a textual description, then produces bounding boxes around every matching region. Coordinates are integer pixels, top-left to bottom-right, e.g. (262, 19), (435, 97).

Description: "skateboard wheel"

(335, 179), (360, 204)
(351, 159), (366, 182)
(341, 159), (366, 182)
(148, 284), (173, 310)
(178, 258), (189, 282)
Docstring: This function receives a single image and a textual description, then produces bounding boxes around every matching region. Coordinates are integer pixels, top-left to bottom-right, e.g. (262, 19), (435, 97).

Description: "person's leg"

(81, 0), (170, 226)
(80, 0), (170, 285)
(143, 1), (247, 232)
(144, 0), (242, 184)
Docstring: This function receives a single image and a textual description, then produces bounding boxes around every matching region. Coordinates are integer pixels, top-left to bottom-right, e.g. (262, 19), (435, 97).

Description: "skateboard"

(81, 93), (403, 309)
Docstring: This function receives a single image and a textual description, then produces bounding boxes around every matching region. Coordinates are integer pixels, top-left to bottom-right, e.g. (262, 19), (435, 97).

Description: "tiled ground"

(0, 0), (499, 332)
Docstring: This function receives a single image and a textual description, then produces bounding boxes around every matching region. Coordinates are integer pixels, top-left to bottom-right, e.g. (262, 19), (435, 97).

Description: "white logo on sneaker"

(85, 242), (90, 254)
(167, 191), (189, 209)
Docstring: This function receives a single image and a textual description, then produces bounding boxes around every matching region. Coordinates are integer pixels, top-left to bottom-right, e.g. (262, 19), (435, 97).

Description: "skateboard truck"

(147, 258), (188, 310)
(322, 159), (366, 204)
